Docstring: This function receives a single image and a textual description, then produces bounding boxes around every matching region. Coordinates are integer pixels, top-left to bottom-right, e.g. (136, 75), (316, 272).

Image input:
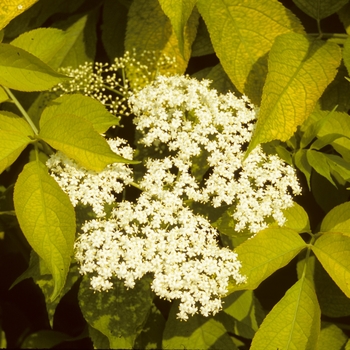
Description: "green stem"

(2, 86), (39, 135)
(316, 19), (323, 39)
(130, 181), (143, 190)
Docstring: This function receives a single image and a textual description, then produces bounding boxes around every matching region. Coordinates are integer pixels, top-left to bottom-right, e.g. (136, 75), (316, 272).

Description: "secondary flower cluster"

(53, 50), (176, 116)
(47, 73), (301, 320)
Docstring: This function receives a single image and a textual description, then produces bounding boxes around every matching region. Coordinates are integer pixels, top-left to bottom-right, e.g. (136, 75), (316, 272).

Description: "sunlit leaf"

(250, 277), (320, 350)
(196, 0), (304, 105)
(229, 227), (307, 292)
(312, 232), (350, 298)
(0, 0), (38, 30)
(39, 114), (136, 171)
(10, 28), (66, 67)
(40, 94), (119, 134)
(247, 33), (341, 153)
(158, 0), (197, 55)
(0, 111), (34, 174)
(0, 43), (69, 91)
(13, 160), (76, 300)
(321, 201), (350, 235)
(293, 0), (349, 20)
(163, 302), (237, 349)
(281, 203), (310, 233)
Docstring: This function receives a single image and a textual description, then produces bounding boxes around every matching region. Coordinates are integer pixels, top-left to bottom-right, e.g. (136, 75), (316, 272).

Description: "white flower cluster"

(47, 73), (301, 321)
(75, 188), (246, 320)
(46, 138), (134, 217)
(129, 75), (301, 233)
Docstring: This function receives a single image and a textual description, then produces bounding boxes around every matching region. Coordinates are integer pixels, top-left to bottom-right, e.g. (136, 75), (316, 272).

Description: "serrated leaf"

(229, 227), (307, 292)
(196, 0), (304, 105)
(318, 323), (348, 350)
(13, 160), (76, 300)
(0, 43), (69, 91)
(0, 111), (34, 174)
(125, 0), (199, 84)
(321, 201), (350, 234)
(10, 28), (66, 67)
(39, 114), (136, 171)
(0, 0), (38, 30)
(158, 0), (197, 55)
(40, 94), (119, 134)
(282, 203), (310, 233)
(162, 302), (237, 350)
(312, 232), (350, 298)
(250, 277), (320, 350)
(247, 33), (341, 153)
(293, 0), (349, 20)
(78, 276), (153, 349)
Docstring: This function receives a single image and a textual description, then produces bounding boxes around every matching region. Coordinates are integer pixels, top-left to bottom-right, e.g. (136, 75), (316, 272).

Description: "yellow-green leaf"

(13, 160), (76, 300)
(318, 323), (348, 350)
(39, 114), (136, 171)
(250, 277), (320, 350)
(229, 227), (307, 292)
(163, 302), (237, 349)
(281, 203), (310, 233)
(158, 0), (197, 55)
(0, 86), (8, 102)
(0, 111), (34, 174)
(10, 28), (66, 67)
(312, 232), (350, 298)
(40, 94), (119, 134)
(125, 0), (199, 85)
(247, 33), (341, 153)
(321, 201), (350, 235)
(293, 0), (349, 20)
(0, 43), (69, 91)
(0, 0), (38, 30)
(196, 0), (304, 105)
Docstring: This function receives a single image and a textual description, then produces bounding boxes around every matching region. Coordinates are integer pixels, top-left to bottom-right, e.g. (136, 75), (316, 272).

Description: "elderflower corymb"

(129, 75), (301, 233)
(47, 72), (301, 321)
